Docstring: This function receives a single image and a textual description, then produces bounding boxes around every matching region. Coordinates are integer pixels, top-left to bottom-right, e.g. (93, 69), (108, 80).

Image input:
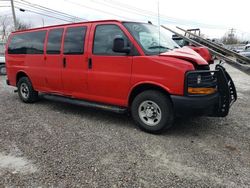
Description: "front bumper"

(171, 64), (237, 117)
(171, 93), (220, 116)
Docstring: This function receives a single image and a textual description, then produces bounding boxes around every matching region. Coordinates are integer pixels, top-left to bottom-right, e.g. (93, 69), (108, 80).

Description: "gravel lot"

(0, 64), (249, 187)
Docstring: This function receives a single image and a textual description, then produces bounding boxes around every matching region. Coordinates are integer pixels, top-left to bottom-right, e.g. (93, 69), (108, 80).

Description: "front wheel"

(131, 90), (174, 134)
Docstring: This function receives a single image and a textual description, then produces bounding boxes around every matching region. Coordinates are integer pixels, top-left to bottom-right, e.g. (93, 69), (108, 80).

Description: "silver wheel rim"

(138, 100), (162, 126)
(20, 83), (29, 99)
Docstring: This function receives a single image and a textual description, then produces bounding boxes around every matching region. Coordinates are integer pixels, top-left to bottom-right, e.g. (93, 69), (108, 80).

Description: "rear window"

(8, 31), (46, 54)
(63, 26), (86, 55)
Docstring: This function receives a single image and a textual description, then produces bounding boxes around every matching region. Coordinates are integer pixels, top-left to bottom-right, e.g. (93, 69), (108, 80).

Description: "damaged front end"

(171, 64), (237, 117)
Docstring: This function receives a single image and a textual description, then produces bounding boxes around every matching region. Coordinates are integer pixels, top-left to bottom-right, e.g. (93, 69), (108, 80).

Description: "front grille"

(184, 65), (237, 116)
(196, 65), (210, 70)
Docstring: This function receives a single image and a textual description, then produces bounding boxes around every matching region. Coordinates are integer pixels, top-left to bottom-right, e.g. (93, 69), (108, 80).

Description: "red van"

(5, 20), (237, 133)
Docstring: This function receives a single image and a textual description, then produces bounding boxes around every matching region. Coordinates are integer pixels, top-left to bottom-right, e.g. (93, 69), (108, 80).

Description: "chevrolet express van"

(5, 20), (237, 133)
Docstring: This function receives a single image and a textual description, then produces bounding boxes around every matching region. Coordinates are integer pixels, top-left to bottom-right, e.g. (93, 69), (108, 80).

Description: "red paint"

(188, 46), (213, 63)
(160, 46), (208, 65)
(5, 20), (209, 107)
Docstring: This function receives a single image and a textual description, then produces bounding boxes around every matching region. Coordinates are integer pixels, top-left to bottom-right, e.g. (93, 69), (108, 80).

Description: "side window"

(46, 28), (63, 54)
(63, 26), (86, 55)
(93, 24), (129, 55)
(8, 31), (46, 54)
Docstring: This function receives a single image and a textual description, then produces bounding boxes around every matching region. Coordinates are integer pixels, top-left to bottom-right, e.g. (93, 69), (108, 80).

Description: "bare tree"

(0, 16), (32, 41)
(16, 19), (32, 31)
(0, 15), (13, 41)
(221, 35), (239, 45)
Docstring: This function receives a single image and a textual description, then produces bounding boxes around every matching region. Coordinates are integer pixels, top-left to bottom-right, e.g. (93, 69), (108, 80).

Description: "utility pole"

(42, 18), (45, 27)
(10, 0), (17, 30)
(228, 28), (236, 38)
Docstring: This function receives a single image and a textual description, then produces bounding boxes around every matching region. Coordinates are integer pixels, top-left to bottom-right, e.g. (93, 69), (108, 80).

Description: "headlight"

(186, 71), (217, 95)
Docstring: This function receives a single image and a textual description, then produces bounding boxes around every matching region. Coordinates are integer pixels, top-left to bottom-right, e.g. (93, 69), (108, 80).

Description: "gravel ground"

(0, 64), (249, 187)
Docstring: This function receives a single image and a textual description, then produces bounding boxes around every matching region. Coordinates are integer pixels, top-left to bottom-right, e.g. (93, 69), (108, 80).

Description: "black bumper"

(171, 93), (219, 116)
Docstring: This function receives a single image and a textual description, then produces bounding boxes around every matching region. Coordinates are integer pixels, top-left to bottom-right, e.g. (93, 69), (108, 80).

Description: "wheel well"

(16, 72), (28, 85)
(128, 84), (170, 106)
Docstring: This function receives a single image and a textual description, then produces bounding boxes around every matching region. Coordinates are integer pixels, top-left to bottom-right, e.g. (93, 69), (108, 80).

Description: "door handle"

(88, 58), (92, 69)
(63, 57), (66, 68)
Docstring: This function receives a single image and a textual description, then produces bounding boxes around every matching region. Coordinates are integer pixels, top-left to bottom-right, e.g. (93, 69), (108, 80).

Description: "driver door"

(87, 23), (132, 106)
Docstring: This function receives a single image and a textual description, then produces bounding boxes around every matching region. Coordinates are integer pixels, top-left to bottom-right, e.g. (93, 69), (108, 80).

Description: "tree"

(0, 15), (32, 41)
(221, 35), (239, 45)
(0, 15), (12, 41)
(16, 19), (32, 31)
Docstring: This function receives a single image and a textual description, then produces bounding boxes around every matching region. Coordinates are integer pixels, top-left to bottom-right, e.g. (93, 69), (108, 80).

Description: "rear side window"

(8, 31), (46, 54)
(63, 27), (86, 55)
(93, 24), (129, 55)
(46, 28), (64, 54)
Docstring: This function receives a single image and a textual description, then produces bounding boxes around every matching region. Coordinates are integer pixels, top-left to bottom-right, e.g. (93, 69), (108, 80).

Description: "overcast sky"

(1, 0), (250, 39)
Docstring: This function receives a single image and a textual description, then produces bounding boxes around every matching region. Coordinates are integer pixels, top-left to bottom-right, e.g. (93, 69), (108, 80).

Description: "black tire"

(131, 90), (174, 134)
(0, 64), (6, 75)
(17, 77), (39, 103)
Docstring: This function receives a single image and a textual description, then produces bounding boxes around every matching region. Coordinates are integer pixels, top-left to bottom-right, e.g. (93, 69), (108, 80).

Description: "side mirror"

(112, 37), (130, 54)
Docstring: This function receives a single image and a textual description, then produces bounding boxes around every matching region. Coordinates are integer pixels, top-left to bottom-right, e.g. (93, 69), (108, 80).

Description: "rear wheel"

(17, 77), (39, 103)
(131, 90), (174, 134)
(0, 64), (6, 75)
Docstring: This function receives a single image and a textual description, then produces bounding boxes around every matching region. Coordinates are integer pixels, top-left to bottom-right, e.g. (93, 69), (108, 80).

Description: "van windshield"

(123, 22), (179, 55)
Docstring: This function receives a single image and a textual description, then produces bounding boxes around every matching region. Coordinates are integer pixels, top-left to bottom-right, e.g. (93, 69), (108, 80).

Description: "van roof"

(11, 20), (144, 34)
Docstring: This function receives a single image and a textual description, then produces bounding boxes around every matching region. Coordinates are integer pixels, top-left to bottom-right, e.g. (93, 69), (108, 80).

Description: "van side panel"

(6, 54), (47, 90)
(6, 30), (47, 91)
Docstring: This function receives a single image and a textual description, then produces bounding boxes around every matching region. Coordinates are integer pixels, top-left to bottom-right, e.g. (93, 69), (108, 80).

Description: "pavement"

(0, 64), (249, 187)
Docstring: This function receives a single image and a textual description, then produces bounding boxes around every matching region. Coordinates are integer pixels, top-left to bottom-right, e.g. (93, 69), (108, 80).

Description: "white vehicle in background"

(0, 42), (6, 75)
(244, 44), (250, 50)
(238, 44), (250, 59)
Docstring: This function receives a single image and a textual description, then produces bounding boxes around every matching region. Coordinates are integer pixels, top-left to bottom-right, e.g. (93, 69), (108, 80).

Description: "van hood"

(159, 46), (208, 65)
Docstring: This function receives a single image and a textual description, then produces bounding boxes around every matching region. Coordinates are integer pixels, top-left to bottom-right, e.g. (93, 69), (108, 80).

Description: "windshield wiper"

(148, 45), (172, 50)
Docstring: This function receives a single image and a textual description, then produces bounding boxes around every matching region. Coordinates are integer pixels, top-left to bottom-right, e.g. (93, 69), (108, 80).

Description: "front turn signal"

(188, 87), (217, 95)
